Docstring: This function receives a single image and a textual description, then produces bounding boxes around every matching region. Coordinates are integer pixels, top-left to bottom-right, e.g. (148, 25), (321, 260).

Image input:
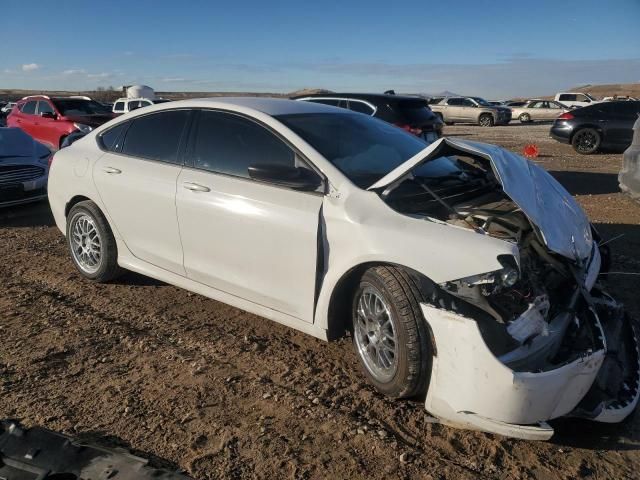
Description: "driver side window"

(189, 110), (296, 179)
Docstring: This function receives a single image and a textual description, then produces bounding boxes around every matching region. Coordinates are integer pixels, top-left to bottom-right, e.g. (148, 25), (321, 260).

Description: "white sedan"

(48, 98), (640, 440)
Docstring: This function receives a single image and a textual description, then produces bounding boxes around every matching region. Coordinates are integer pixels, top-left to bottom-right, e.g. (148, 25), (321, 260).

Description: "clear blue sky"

(2, 0), (639, 98)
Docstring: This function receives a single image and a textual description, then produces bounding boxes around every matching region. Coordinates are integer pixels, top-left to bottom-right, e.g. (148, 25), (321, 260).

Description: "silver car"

(0, 127), (50, 207)
(511, 100), (571, 123)
(429, 96), (512, 126)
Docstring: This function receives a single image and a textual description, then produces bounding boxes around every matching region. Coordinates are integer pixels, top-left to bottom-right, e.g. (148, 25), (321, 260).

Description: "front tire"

(351, 266), (432, 399)
(66, 200), (123, 282)
(572, 128), (601, 154)
(479, 114), (494, 127)
(519, 113), (531, 123)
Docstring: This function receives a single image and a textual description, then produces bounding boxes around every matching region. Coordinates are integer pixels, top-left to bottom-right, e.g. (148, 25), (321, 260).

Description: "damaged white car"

(48, 98), (640, 440)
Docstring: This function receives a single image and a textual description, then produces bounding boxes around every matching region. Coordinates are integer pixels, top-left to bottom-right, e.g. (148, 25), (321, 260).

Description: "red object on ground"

(523, 144), (539, 158)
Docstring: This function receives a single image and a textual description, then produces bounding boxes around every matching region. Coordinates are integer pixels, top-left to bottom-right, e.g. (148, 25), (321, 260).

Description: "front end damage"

(371, 138), (640, 440)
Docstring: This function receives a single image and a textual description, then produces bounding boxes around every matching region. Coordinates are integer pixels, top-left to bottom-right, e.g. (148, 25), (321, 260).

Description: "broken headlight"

(442, 255), (519, 296)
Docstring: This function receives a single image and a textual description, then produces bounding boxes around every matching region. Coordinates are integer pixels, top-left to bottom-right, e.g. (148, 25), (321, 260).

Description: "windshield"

(52, 99), (111, 116)
(471, 97), (492, 107)
(276, 112), (460, 188)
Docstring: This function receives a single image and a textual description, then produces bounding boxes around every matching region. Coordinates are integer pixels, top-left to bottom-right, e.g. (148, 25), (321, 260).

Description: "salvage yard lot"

(1, 122), (640, 479)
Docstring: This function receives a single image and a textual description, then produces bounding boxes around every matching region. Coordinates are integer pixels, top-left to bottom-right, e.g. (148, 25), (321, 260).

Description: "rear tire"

(519, 113), (531, 123)
(66, 200), (123, 282)
(572, 128), (601, 154)
(351, 266), (432, 399)
(479, 114), (494, 127)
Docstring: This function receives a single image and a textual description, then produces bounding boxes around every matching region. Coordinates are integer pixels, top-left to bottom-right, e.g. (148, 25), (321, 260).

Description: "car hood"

(0, 127), (50, 161)
(368, 137), (593, 261)
(64, 113), (115, 127)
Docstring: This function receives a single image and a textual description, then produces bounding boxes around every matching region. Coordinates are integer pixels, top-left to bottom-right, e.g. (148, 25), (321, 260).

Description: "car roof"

(139, 96), (344, 116)
(292, 93), (427, 103)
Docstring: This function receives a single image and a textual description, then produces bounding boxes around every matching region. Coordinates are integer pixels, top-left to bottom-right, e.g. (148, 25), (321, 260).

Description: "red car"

(7, 96), (115, 150)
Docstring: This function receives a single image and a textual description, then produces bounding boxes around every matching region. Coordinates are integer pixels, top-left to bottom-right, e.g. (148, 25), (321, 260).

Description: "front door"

(176, 110), (323, 322)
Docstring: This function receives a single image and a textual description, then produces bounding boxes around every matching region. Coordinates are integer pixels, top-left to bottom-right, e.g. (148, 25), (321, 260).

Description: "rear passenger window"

(114, 101), (125, 111)
(100, 122), (129, 151)
(349, 101), (375, 115)
(21, 101), (37, 114)
(190, 110), (295, 179)
(446, 98), (464, 106)
(122, 110), (189, 164)
(559, 94), (576, 102)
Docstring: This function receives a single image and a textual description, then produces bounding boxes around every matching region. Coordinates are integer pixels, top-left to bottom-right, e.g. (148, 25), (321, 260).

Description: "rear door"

(176, 109), (323, 322)
(93, 110), (191, 274)
(445, 98), (465, 121)
(605, 102), (640, 146)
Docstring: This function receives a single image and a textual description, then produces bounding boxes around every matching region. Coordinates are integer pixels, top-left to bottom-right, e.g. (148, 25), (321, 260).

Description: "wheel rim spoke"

(353, 285), (398, 382)
(70, 213), (103, 274)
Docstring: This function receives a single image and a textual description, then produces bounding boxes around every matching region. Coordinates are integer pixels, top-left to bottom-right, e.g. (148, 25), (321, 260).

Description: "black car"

(292, 92), (444, 142)
(550, 101), (640, 154)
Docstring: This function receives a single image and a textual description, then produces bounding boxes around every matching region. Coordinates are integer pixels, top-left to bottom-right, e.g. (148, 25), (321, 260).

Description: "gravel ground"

(1, 121), (640, 479)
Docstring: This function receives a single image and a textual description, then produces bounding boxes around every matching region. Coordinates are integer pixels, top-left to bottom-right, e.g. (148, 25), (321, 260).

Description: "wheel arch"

(569, 123), (605, 142)
(64, 195), (93, 217)
(325, 261), (437, 340)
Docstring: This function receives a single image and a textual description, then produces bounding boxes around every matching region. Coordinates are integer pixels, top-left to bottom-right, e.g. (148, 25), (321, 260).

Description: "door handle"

(102, 166), (122, 174)
(183, 182), (210, 192)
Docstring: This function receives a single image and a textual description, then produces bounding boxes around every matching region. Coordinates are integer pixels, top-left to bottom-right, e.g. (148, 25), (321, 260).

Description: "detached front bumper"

(421, 294), (640, 440)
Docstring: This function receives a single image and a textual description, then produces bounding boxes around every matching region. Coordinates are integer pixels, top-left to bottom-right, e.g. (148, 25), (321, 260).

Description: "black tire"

(479, 113), (494, 127)
(572, 128), (601, 154)
(519, 113), (531, 123)
(66, 200), (123, 282)
(434, 112), (444, 122)
(351, 266), (432, 399)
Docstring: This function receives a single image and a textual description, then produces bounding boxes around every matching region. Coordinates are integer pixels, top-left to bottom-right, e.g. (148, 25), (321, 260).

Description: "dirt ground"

(2, 122), (640, 480)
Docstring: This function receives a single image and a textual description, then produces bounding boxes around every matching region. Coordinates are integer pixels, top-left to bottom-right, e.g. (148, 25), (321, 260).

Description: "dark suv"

(550, 101), (640, 154)
(7, 96), (115, 150)
(292, 92), (443, 142)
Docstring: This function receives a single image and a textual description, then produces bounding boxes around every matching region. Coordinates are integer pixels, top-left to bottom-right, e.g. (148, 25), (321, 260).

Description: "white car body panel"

(93, 152), (186, 274)
(176, 167), (323, 322)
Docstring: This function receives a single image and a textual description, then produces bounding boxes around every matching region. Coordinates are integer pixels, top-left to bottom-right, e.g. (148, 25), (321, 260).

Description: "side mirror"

(40, 111), (56, 119)
(248, 164), (322, 191)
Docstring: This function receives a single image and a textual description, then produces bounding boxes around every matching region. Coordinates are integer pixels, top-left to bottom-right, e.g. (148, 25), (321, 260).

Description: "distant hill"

(571, 83), (640, 99)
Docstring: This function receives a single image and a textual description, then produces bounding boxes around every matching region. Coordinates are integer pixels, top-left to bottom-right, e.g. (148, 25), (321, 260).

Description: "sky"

(2, 0), (639, 98)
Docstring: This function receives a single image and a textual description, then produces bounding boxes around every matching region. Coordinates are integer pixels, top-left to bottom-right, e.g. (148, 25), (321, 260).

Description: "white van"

(554, 92), (601, 108)
(112, 97), (170, 115)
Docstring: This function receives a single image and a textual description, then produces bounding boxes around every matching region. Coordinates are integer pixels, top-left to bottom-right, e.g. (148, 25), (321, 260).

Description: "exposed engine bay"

(376, 141), (640, 424)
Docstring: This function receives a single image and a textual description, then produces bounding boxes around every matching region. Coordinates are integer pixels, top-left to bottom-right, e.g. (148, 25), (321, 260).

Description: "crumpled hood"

(368, 137), (593, 261)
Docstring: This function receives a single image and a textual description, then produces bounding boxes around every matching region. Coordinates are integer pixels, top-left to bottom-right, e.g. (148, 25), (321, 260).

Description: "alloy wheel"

(354, 285), (398, 382)
(70, 213), (103, 274)
(575, 130), (598, 153)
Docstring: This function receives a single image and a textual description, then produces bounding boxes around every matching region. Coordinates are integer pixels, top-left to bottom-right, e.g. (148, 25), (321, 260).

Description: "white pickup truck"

(554, 92), (601, 108)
